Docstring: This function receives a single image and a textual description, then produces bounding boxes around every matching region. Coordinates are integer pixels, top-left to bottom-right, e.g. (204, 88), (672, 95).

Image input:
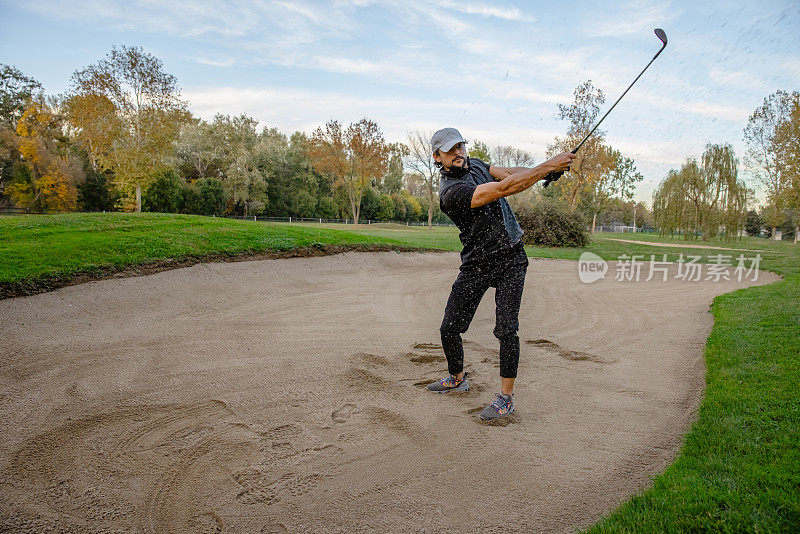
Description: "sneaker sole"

(427, 382), (469, 394)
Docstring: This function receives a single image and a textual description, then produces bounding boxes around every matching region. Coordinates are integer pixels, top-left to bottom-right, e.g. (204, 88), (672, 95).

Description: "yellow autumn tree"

(6, 101), (82, 211)
(67, 46), (190, 211)
(309, 119), (388, 223)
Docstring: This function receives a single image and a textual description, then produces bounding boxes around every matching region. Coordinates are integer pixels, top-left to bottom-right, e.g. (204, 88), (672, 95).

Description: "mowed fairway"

(1, 214), (798, 532)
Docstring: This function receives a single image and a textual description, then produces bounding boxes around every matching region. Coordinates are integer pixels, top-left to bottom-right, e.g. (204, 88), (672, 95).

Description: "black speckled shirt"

(439, 157), (524, 268)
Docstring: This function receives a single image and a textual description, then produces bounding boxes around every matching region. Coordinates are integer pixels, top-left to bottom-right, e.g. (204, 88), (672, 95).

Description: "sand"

(0, 252), (778, 533)
(597, 237), (770, 252)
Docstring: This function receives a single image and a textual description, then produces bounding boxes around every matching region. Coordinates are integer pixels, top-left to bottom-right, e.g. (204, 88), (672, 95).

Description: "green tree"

(775, 94), (800, 243)
(176, 119), (224, 181)
(700, 143), (747, 239)
(402, 191), (422, 221)
(78, 163), (118, 212)
(197, 178), (225, 216)
(391, 193), (407, 220)
(653, 145), (747, 240)
(468, 140), (492, 163)
(745, 209), (762, 237)
(380, 142), (407, 194)
(316, 196), (337, 218)
(585, 146), (643, 232)
(226, 133), (275, 216)
(289, 189), (317, 218)
(743, 90), (799, 241)
(360, 186), (380, 220)
(180, 182), (203, 214)
(377, 193), (395, 221)
(142, 168), (183, 213)
(68, 45), (191, 211)
(0, 64), (43, 129)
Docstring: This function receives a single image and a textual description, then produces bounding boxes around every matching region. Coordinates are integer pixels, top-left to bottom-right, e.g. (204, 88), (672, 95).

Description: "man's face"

(434, 142), (467, 171)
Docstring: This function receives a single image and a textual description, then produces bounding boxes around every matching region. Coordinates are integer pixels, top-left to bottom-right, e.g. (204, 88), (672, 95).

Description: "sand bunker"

(598, 237), (770, 252)
(0, 252), (778, 532)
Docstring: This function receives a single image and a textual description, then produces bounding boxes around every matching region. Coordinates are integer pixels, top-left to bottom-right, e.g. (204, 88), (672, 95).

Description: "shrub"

(316, 196), (338, 218)
(197, 178), (225, 216)
(516, 198), (589, 247)
(377, 194), (395, 221)
(143, 168), (183, 213)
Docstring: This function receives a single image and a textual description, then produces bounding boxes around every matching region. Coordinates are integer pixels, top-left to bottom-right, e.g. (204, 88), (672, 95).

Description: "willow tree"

(653, 169), (688, 236)
(700, 144), (748, 239)
(67, 46), (190, 211)
(653, 145), (747, 240)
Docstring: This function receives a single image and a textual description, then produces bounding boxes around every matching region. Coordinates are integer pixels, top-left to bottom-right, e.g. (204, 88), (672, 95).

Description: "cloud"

(435, 0), (537, 23)
(581, 0), (680, 38)
(191, 56), (236, 68)
(707, 67), (767, 90)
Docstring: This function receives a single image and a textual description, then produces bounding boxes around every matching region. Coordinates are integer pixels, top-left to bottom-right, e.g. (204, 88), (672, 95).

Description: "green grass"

(2, 214), (798, 531)
(583, 236), (800, 533)
(0, 213), (404, 284)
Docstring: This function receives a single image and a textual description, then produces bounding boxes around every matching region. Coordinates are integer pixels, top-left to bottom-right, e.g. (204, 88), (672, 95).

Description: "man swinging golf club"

(427, 128), (575, 420)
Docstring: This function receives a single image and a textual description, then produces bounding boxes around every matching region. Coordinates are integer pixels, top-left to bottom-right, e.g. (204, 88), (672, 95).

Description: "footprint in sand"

(356, 352), (389, 366)
(526, 339), (616, 364)
(408, 352), (444, 364)
(407, 342), (447, 364)
(464, 406), (515, 426)
(262, 524), (288, 533)
(234, 471), (323, 505)
(191, 512), (222, 534)
(331, 403), (359, 423)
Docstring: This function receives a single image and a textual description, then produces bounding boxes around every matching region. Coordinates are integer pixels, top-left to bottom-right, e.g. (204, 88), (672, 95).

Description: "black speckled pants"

(439, 242), (529, 378)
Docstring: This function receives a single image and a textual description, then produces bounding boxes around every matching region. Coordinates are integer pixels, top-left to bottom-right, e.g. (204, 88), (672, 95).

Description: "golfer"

(426, 128), (576, 420)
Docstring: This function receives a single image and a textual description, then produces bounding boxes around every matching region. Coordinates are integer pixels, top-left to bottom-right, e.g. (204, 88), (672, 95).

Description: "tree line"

(1, 47), (650, 230)
(653, 90), (799, 243)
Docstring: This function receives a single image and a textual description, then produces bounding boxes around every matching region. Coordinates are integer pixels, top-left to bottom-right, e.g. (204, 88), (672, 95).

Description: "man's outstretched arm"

(488, 166), (531, 181)
(470, 152), (575, 208)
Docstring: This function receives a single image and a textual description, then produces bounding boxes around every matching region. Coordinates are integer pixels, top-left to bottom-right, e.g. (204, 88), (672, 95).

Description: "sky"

(1, 0), (798, 205)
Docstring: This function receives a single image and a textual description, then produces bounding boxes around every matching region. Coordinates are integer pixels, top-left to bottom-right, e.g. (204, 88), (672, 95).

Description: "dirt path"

(596, 237), (770, 252)
(0, 252), (778, 533)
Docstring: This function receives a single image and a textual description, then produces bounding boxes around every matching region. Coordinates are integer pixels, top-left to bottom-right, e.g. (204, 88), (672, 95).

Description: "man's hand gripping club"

(542, 147), (578, 188)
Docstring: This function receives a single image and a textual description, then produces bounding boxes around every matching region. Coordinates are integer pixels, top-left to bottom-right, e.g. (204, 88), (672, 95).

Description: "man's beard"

(444, 156), (468, 173)
(441, 156), (470, 178)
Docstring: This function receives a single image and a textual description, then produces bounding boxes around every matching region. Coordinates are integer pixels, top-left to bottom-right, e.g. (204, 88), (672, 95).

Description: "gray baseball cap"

(431, 128), (466, 154)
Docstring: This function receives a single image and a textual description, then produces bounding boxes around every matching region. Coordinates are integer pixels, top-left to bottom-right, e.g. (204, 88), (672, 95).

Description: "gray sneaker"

(426, 372), (469, 393)
(480, 393), (514, 420)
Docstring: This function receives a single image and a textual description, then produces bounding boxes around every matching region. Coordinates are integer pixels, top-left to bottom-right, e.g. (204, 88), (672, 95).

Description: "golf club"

(543, 28), (668, 188)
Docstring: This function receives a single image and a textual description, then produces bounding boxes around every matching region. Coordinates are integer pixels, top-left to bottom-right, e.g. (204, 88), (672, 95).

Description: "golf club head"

(655, 28), (667, 46)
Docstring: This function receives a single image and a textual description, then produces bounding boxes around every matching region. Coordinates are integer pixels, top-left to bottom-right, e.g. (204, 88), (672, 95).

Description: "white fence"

(226, 215), (456, 227)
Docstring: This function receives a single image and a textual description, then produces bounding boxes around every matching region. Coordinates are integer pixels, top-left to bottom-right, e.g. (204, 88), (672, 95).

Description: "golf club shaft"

(543, 29), (668, 188)
(573, 42), (667, 153)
